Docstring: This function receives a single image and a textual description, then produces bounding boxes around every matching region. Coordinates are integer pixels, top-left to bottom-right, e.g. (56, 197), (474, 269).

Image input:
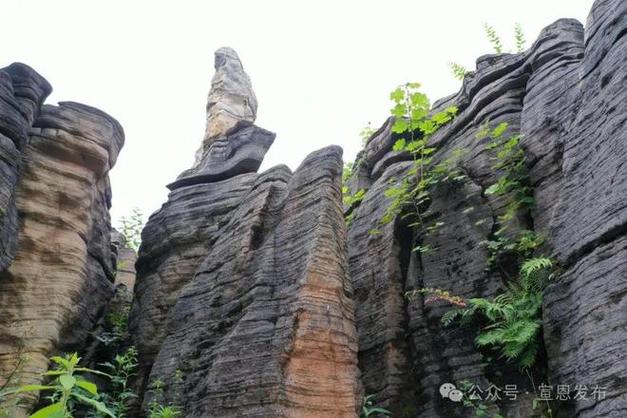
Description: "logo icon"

(440, 383), (463, 402)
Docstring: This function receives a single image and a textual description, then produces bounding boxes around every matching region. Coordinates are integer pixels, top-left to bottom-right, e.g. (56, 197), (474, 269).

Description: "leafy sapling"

(7, 353), (115, 418)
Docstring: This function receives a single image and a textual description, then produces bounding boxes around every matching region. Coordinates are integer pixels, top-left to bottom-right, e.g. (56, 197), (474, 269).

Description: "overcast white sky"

(1, 0), (593, 225)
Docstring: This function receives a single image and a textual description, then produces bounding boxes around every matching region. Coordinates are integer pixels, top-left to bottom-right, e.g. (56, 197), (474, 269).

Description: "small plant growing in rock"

(342, 160), (367, 225)
(448, 23), (526, 80)
(96, 305), (131, 348)
(93, 346), (138, 418)
(514, 23), (526, 53)
(146, 370), (183, 418)
(448, 62), (469, 80)
(410, 123), (558, 370)
(484, 23), (504, 53)
(374, 82), (460, 255)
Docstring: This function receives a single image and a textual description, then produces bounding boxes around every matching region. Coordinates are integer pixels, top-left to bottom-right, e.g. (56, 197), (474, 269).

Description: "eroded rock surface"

(1, 1), (624, 416)
(345, 1), (626, 416)
(0, 64), (51, 271)
(0, 93), (124, 414)
(193, 47), (258, 168)
(130, 49), (360, 417)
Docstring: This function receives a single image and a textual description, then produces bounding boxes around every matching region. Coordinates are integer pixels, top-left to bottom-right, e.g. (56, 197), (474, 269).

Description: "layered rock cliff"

(0, 64), (124, 415)
(129, 48), (361, 417)
(345, 0), (626, 416)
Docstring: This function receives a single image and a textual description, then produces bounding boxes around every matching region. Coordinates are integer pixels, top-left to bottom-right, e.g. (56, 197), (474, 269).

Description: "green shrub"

(6, 353), (114, 418)
(91, 347), (138, 418)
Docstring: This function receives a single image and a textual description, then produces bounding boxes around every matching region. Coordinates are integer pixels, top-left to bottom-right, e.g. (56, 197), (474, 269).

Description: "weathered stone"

(111, 228), (137, 291)
(131, 48), (360, 417)
(345, 2), (626, 416)
(542, 0), (627, 416)
(140, 147), (359, 417)
(171, 122), (275, 190)
(0, 100), (123, 414)
(0, 64), (51, 271)
(544, 237), (627, 418)
(193, 47), (258, 167)
(129, 172), (260, 396)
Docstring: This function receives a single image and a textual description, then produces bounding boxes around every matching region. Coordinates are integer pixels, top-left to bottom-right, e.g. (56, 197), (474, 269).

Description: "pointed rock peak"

(214, 47), (244, 72)
(192, 47), (258, 167)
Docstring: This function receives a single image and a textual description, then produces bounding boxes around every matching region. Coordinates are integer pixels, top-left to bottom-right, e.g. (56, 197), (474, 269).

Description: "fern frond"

(520, 257), (552, 278)
(441, 308), (464, 327)
(502, 319), (540, 344)
(448, 62), (468, 81)
(475, 326), (506, 347)
(514, 23), (526, 53)
(484, 23), (504, 53)
(520, 257), (554, 292)
(517, 341), (539, 369)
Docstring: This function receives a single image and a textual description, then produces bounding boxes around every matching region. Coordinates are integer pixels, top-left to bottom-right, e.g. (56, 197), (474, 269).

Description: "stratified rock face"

(0, 64), (51, 271)
(129, 172), (260, 390)
(130, 49), (360, 417)
(172, 122), (275, 189)
(111, 228), (138, 291)
(542, 1), (627, 416)
(193, 47), (258, 167)
(345, 0), (626, 416)
(0, 81), (124, 413)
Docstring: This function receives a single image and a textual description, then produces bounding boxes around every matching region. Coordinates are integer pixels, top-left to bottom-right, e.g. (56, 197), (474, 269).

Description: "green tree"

(119, 208), (144, 252)
(5, 353), (114, 418)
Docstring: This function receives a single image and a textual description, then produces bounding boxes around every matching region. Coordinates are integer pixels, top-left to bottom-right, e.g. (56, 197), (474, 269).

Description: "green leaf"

(6, 384), (55, 395)
(418, 119), (435, 135)
(445, 106), (459, 115)
(491, 122), (508, 138)
(73, 393), (116, 417)
(59, 374), (76, 391)
(76, 378), (98, 395)
(50, 356), (70, 369)
(448, 62), (468, 80)
(485, 183), (500, 195)
(392, 118), (409, 133)
(42, 370), (66, 376)
(74, 368), (112, 378)
(29, 402), (64, 418)
(405, 139), (425, 152)
(484, 23), (503, 53)
(392, 139), (406, 152)
(410, 92), (429, 108)
(391, 103), (406, 118)
(390, 87), (404, 103)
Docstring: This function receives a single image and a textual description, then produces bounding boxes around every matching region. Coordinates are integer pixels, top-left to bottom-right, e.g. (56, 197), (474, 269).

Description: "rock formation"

(345, 0), (626, 416)
(0, 64), (124, 415)
(0, 0), (625, 417)
(192, 47), (258, 169)
(129, 48), (361, 417)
